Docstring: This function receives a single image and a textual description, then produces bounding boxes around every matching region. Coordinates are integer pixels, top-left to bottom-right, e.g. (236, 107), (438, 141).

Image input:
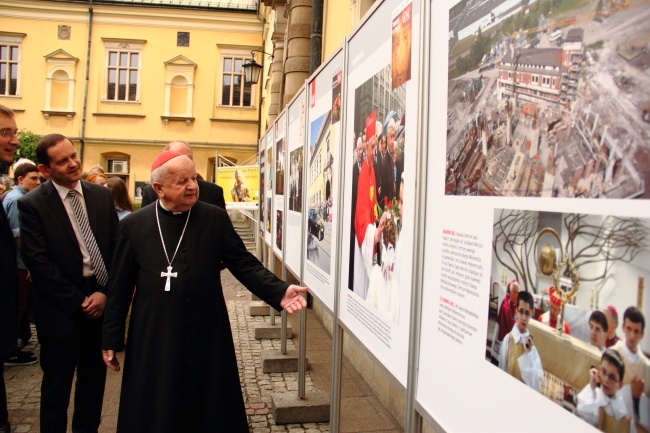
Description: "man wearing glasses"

(498, 290), (544, 392)
(0, 104), (20, 433)
(576, 349), (636, 432)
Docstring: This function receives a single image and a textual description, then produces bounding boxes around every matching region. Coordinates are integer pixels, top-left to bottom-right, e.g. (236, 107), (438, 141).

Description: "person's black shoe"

(4, 349), (37, 366)
(0, 421), (10, 433)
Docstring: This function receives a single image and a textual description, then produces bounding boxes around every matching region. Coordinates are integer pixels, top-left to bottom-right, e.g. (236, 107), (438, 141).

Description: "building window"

(542, 76), (550, 86)
(532, 75), (539, 84)
(107, 51), (139, 101)
(102, 38), (145, 103)
(177, 32), (190, 47)
(0, 44), (19, 96)
(221, 56), (252, 107)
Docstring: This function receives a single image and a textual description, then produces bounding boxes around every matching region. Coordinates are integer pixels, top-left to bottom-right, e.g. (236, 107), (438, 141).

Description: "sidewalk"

(3, 270), (401, 432)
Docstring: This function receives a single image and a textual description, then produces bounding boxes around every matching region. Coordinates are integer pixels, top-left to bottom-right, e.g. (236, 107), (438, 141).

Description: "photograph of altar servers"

(347, 64), (406, 322)
(444, 0), (650, 199)
(487, 208), (650, 431)
(306, 111), (334, 274)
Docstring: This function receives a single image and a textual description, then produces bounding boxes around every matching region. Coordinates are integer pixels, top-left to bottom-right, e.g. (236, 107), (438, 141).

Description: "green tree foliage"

(16, 130), (40, 165)
(450, 28), (494, 79)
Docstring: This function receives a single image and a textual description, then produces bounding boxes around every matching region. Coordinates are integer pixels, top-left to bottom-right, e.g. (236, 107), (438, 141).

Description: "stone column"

(268, 5), (287, 125)
(282, 0), (311, 109)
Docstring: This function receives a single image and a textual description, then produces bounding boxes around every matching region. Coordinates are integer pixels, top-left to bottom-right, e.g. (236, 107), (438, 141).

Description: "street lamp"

(243, 49), (274, 85)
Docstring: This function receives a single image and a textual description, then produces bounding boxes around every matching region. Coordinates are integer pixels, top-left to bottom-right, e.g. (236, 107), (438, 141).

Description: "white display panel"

(259, 134), (266, 238)
(302, 49), (344, 311)
(285, 88), (307, 276)
(263, 131), (274, 246)
(273, 112), (287, 258)
(416, 0), (650, 431)
(337, 0), (419, 386)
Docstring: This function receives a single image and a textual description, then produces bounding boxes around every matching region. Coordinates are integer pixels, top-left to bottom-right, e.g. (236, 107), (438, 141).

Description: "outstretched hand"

(280, 285), (308, 314)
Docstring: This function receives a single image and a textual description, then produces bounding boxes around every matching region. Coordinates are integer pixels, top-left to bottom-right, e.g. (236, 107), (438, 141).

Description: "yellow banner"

(216, 165), (260, 204)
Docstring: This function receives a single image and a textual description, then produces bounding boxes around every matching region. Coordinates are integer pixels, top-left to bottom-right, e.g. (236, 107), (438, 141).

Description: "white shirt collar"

(619, 340), (640, 363)
(157, 199), (187, 215)
(511, 324), (529, 344)
(53, 180), (83, 202)
(596, 388), (628, 420)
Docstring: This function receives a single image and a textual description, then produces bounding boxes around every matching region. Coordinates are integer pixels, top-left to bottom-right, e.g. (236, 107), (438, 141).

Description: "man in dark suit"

(377, 135), (395, 203)
(0, 105), (19, 433)
(141, 141), (225, 209)
(19, 134), (119, 433)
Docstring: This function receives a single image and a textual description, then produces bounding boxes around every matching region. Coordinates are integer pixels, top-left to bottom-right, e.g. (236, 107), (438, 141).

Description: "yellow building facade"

(0, 0), (268, 200)
(255, 0), (377, 136)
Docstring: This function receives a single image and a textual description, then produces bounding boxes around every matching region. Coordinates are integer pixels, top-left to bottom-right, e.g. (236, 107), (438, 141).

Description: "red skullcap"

(507, 279), (519, 292)
(151, 150), (184, 171)
(548, 286), (562, 307)
(605, 305), (618, 322)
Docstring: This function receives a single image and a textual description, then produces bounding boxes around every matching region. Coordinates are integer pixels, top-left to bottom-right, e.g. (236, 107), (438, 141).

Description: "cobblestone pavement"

(2, 271), (332, 433)
(4, 270), (400, 432)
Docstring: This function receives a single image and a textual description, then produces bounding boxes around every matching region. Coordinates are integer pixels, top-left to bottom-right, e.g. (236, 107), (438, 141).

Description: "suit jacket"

(378, 151), (395, 203)
(0, 207), (17, 356)
(141, 179), (225, 209)
(18, 180), (119, 338)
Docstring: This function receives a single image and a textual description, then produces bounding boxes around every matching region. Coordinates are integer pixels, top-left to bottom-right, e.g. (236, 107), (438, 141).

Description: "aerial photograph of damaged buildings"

(445, 0), (650, 199)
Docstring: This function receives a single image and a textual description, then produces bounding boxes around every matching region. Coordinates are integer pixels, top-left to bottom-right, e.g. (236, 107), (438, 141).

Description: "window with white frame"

(221, 55), (252, 107)
(531, 75), (539, 85)
(103, 39), (145, 102)
(0, 33), (24, 96)
(542, 76), (551, 86)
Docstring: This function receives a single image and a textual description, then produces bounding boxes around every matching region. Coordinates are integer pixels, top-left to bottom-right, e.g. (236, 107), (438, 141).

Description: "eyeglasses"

(0, 129), (21, 139)
(517, 308), (531, 317)
(600, 367), (620, 383)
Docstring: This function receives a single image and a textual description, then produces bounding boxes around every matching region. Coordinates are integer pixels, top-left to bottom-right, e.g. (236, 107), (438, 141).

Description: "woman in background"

(87, 172), (108, 186)
(106, 177), (134, 220)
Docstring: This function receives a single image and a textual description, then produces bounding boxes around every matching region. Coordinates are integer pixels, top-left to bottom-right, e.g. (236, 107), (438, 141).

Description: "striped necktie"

(67, 189), (108, 286)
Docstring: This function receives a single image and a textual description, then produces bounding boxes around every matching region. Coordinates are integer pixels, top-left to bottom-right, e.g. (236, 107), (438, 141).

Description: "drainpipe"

(310, 0), (323, 74)
(80, 0), (93, 161)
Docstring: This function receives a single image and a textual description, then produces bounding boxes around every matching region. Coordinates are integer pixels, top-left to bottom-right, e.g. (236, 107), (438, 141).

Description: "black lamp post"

(242, 49), (273, 85)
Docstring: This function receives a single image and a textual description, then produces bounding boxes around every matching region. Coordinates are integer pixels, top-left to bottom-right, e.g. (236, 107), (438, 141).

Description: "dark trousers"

(17, 269), (31, 342)
(39, 313), (106, 433)
(0, 373), (7, 426)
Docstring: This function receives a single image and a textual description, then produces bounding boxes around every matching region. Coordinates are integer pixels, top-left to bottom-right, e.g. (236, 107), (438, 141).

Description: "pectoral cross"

(161, 265), (177, 292)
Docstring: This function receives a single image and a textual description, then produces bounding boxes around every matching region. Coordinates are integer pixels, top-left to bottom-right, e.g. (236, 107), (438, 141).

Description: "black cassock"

(102, 201), (288, 433)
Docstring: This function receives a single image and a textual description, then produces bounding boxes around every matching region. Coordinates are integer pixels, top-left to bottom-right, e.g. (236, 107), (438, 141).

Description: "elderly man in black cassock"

(101, 150), (307, 433)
